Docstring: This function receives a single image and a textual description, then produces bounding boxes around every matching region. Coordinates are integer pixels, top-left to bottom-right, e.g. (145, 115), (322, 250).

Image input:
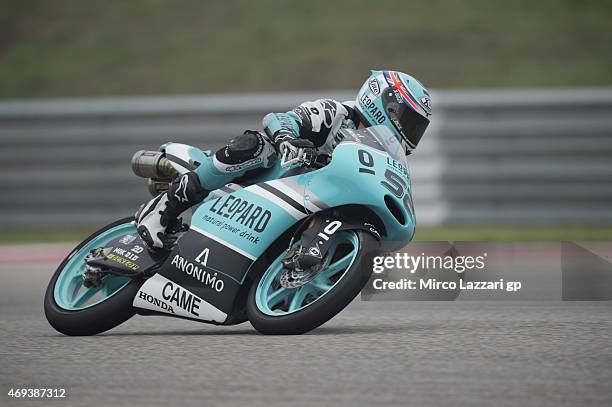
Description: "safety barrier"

(1, 88), (611, 228)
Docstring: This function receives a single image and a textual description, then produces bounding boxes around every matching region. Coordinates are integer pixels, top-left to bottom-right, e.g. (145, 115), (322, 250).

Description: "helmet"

(355, 70), (432, 154)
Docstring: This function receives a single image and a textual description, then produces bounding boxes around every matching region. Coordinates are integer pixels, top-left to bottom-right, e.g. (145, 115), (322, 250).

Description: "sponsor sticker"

(133, 274), (227, 322)
(368, 77), (381, 96)
(137, 291), (175, 313)
(170, 253), (225, 292)
(106, 253), (140, 270)
(224, 157), (262, 172)
(209, 195), (271, 234)
(420, 96), (432, 112)
(359, 94), (386, 124)
(119, 234), (137, 245)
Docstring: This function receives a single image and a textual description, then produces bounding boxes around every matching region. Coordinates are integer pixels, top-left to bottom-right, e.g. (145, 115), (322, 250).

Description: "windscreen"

(338, 125), (408, 167)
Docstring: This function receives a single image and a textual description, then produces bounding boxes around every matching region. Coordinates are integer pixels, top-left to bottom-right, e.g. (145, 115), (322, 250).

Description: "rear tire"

(247, 230), (379, 335)
(44, 218), (144, 336)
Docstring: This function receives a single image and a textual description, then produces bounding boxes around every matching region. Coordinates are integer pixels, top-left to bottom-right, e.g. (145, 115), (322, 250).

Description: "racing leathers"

(136, 99), (361, 249)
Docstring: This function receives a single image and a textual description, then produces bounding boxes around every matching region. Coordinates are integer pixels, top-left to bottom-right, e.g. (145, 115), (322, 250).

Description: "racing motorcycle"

(44, 126), (415, 335)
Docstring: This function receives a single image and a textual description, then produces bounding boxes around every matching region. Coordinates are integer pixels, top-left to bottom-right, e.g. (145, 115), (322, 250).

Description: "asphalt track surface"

(1, 247), (611, 407)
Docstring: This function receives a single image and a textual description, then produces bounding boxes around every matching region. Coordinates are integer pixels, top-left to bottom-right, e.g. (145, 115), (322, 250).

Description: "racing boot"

(136, 172), (207, 250)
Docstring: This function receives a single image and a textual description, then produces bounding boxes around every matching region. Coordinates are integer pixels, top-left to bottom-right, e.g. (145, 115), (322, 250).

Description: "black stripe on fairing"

(258, 183), (308, 215)
(166, 154), (198, 171)
(280, 179), (329, 210)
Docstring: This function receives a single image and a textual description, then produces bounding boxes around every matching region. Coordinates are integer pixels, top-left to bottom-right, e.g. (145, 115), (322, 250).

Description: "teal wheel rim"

(53, 223), (136, 311)
(255, 231), (360, 316)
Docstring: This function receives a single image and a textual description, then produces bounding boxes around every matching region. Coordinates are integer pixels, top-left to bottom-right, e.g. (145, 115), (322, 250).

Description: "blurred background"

(1, 0), (612, 242)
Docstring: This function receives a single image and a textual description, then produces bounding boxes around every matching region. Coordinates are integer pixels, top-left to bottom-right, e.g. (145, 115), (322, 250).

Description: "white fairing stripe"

(224, 183), (243, 191)
(133, 274), (227, 323)
(164, 143), (195, 174)
(248, 185), (308, 220)
(190, 225), (256, 260)
(266, 180), (321, 213)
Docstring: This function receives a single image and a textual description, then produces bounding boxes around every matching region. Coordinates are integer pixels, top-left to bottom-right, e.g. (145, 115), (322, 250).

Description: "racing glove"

(278, 138), (316, 167)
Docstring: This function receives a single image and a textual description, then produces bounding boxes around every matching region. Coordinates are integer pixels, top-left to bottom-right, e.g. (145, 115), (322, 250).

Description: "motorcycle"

(44, 125), (415, 335)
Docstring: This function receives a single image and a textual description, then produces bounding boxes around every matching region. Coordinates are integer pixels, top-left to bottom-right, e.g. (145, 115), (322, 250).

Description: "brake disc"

(279, 266), (323, 289)
(279, 248), (326, 289)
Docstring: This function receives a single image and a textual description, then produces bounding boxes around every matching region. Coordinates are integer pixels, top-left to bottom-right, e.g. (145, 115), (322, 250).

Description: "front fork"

(283, 209), (382, 273)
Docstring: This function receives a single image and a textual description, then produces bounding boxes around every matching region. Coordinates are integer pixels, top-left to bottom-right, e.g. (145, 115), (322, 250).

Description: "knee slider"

(215, 130), (268, 165)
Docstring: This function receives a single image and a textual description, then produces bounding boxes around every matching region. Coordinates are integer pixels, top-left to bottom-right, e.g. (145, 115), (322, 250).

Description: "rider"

(136, 70), (432, 250)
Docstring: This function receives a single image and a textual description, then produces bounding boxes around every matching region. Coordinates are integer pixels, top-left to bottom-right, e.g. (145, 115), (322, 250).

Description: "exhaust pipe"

(131, 150), (177, 180)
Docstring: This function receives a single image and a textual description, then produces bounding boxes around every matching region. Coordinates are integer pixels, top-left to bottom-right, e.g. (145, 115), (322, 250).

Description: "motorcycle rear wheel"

(44, 217), (144, 336)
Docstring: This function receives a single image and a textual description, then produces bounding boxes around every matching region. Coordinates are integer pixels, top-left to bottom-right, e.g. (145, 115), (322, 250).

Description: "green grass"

(1, 0), (612, 98)
(2, 225), (612, 244)
(0, 229), (96, 244)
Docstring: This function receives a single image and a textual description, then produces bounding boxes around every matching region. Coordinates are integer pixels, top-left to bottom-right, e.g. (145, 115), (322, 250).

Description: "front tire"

(247, 230), (379, 335)
(44, 218), (144, 336)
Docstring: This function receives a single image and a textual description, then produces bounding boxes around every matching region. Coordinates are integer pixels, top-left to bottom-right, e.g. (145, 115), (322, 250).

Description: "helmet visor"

(382, 88), (430, 153)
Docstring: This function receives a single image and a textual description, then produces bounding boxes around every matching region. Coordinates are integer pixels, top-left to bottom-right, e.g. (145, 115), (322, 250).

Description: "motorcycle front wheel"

(247, 230), (379, 335)
(44, 217), (144, 336)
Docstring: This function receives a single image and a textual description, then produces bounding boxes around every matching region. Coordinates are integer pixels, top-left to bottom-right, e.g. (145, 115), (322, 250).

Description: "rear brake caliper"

(82, 247), (111, 288)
